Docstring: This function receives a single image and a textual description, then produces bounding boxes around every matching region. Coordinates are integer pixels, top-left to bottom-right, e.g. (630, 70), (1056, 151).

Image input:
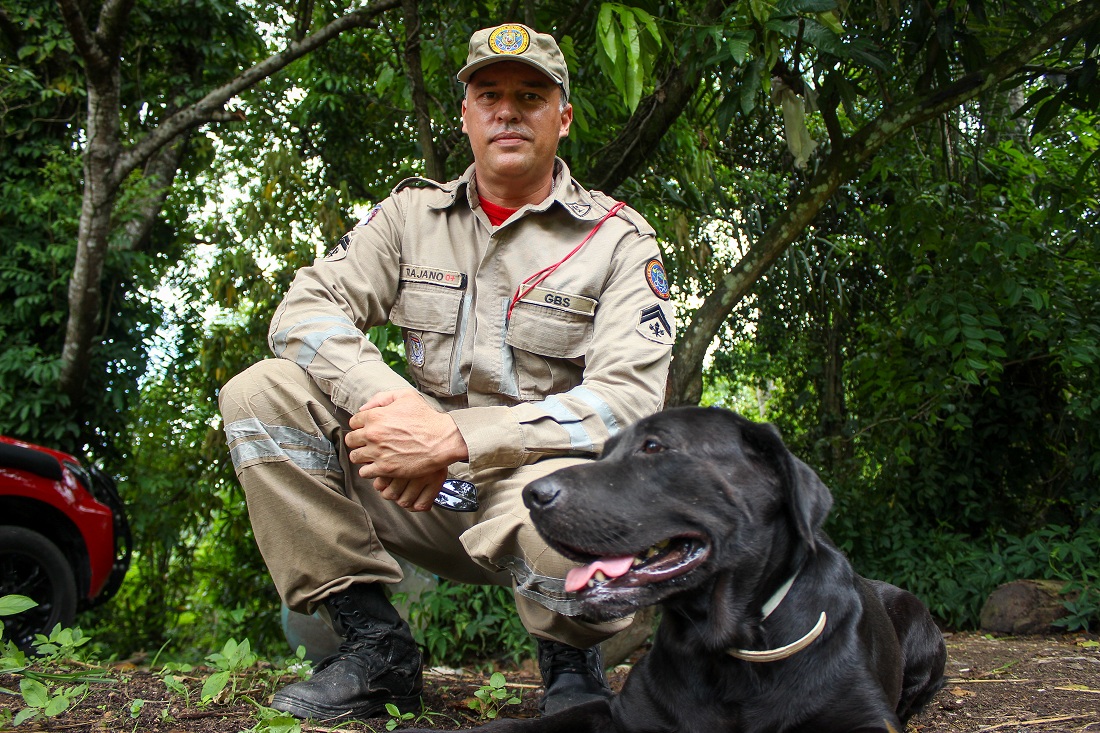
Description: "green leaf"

(0, 595), (37, 616)
(201, 670), (230, 702)
(20, 678), (49, 708)
(44, 694), (71, 717)
(728, 31), (753, 65)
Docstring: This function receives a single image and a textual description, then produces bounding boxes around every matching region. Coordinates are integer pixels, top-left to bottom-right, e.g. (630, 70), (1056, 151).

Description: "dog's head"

(524, 407), (833, 621)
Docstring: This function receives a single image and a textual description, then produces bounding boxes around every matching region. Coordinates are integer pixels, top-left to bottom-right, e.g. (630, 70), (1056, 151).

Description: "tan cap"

(457, 24), (569, 98)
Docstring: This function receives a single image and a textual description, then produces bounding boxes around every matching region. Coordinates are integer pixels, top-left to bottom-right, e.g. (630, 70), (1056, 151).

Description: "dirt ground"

(3, 631), (1098, 732)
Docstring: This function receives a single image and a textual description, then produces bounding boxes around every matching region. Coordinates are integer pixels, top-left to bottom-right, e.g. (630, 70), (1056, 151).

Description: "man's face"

(461, 61), (572, 188)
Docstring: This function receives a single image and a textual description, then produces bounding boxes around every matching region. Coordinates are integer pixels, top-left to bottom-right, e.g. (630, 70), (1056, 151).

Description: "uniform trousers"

(219, 358), (629, 648)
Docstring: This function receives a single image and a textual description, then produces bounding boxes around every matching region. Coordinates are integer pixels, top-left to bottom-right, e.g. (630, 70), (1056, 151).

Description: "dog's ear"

(743, 420), (833, 551)
(784, 454), (833, 551)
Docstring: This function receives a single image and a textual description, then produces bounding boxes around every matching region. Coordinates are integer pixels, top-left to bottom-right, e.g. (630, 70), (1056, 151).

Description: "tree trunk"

(402, 0), (444, 181)
(55, 0), (401, 418)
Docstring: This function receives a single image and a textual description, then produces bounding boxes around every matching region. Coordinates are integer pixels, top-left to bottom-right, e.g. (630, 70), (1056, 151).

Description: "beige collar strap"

(726, 611), (827, 663)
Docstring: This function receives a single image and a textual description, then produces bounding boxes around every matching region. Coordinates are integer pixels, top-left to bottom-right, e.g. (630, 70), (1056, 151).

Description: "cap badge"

(489, 25), (530, 55)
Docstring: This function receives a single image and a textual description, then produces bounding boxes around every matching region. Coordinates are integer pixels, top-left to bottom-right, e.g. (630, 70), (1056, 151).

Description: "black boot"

(272, 584), (422, 720)
(536, 638), (613, 715)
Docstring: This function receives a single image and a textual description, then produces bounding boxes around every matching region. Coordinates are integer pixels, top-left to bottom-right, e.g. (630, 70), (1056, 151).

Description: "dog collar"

(727, 611), (827, 663)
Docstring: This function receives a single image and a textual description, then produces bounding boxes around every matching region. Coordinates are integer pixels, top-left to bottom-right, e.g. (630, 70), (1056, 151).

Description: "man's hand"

(346, 390), (469, 511)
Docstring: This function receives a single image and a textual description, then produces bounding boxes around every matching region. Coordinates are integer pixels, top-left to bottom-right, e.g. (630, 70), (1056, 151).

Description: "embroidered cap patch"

(489, 25), (531, 55)
(645, 258), (671, 300)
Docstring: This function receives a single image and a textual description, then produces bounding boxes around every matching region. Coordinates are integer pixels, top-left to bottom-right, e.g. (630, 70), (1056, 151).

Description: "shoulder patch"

(644, 258), (671, 300)
(325, 233), (352, 260)
(356, 203), (383, 227)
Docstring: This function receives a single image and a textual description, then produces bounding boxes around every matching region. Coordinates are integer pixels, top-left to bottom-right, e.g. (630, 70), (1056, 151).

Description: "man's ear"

(559, 103), (573, 139)
(460, 98), (468, 134)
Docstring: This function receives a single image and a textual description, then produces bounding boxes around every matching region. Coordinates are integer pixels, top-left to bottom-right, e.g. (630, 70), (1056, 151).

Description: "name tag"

(400, 264), (467, 289)
(519, 287), (597, 316)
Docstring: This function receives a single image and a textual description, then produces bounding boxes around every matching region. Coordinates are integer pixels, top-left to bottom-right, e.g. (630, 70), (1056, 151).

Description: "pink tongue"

(565, 555), (635, 593)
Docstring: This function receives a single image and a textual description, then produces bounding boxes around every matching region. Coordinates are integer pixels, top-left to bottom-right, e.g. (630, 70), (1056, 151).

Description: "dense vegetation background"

(2, 0), (1098, 665)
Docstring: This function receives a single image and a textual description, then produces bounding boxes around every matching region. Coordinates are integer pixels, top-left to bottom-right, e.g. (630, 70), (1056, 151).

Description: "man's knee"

(220, 359), (307, 415)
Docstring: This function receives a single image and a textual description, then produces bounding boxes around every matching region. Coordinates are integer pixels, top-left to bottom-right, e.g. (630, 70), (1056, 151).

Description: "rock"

(979, 579), (1074, 634)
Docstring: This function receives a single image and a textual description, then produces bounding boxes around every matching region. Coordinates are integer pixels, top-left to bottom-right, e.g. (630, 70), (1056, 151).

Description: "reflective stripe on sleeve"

(271, 315), (361, 363)
(541, 396), (597, 453)
(570, 386), (620, 437)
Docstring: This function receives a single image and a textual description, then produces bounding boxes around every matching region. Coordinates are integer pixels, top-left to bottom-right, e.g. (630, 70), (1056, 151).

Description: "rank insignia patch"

(325, 234), (351, 259)
(406, 333), (425, 367)
(489, 25), (530, 55)
(638, 304), (674, 345)
(644, 258), (670, 300)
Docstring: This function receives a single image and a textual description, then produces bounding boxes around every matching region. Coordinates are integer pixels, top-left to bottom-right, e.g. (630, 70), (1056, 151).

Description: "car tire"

(0, 526), (78, 652)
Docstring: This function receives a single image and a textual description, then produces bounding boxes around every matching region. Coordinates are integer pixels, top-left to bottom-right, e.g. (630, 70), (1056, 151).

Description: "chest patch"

(406, 333), (425, 367)
(400, 264), (468, 289)
(518, 287), (597, 316)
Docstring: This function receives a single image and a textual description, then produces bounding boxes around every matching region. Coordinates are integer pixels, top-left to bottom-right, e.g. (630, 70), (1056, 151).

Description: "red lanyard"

(507, 202), (625, 323)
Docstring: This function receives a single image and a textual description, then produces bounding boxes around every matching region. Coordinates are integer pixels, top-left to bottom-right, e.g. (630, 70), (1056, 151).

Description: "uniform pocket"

(390, 282), (465, 396)
(505, 301), (594, 399)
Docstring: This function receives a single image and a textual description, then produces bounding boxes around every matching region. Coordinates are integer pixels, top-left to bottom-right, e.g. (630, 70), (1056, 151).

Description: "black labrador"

(477, 407), (946, 733)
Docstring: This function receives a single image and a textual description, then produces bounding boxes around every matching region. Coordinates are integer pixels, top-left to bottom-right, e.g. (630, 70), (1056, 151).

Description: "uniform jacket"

(269, 159), (675, 471)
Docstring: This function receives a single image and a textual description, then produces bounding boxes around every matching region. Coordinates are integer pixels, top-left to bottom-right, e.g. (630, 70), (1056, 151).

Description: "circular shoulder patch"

(644, 258), (671, 300)
(489, 25), (531, 55)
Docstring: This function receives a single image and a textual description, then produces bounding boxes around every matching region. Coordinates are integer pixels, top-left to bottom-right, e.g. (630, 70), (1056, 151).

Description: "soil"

(3, 631), (1098, 732)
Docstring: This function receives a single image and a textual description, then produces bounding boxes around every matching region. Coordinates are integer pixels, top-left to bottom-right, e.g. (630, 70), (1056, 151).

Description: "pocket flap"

(390, 282), (464, 334)
(506, 302), (593, 359)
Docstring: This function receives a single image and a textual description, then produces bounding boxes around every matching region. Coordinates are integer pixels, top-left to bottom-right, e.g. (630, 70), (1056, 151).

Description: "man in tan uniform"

(219, 22), (675, 721)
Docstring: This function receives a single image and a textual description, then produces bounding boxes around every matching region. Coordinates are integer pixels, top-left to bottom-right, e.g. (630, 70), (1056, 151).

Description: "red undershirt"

(479, 196), (518, 227)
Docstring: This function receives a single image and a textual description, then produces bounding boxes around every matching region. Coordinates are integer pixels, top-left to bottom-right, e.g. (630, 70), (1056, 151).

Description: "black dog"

(478, 407), (945, 733)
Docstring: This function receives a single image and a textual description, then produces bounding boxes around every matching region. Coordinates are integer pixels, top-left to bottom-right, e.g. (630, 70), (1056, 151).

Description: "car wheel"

(0, 526), (78, 652)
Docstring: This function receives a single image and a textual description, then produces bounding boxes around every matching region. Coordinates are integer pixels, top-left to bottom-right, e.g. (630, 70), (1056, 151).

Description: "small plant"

(382, 701), (457, 730)
(246, 701), (303, 733)
(200, 637), (258, 705)
(12, 678), (89, 726)
(385, 702), (415, 730)
(468, 671), (521, 721)
(33, 623), (93, 663)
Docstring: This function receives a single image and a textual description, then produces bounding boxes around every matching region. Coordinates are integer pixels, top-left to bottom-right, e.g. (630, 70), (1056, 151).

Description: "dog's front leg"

(469, 699), (616, 732)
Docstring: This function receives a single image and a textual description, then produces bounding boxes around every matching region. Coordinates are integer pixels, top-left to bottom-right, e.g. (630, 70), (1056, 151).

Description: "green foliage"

(468, 671), (523, 721)
(200, 637), (258, 704)
(595, 3), (663, 112)
(407, 582), (534, 667)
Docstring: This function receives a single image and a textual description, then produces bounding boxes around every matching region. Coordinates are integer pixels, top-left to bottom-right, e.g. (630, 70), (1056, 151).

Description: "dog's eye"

(641, 439), (665, 455)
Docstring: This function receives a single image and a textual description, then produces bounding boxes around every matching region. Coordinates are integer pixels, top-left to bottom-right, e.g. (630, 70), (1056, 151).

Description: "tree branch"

(667, 0), (1100, 405)
(94, 0), (136, 56)
(55, 0), (110, 74)
(117, 133), (191, 252)
(585, 0), (726, 193)
(113, 0), (401, 184)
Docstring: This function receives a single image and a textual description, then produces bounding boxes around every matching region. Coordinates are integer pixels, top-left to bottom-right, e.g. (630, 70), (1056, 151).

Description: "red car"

(0, 436), (130, 651)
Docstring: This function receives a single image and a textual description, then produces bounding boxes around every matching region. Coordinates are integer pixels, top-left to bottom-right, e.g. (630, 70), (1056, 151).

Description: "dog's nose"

(523, 477), (561, 510)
